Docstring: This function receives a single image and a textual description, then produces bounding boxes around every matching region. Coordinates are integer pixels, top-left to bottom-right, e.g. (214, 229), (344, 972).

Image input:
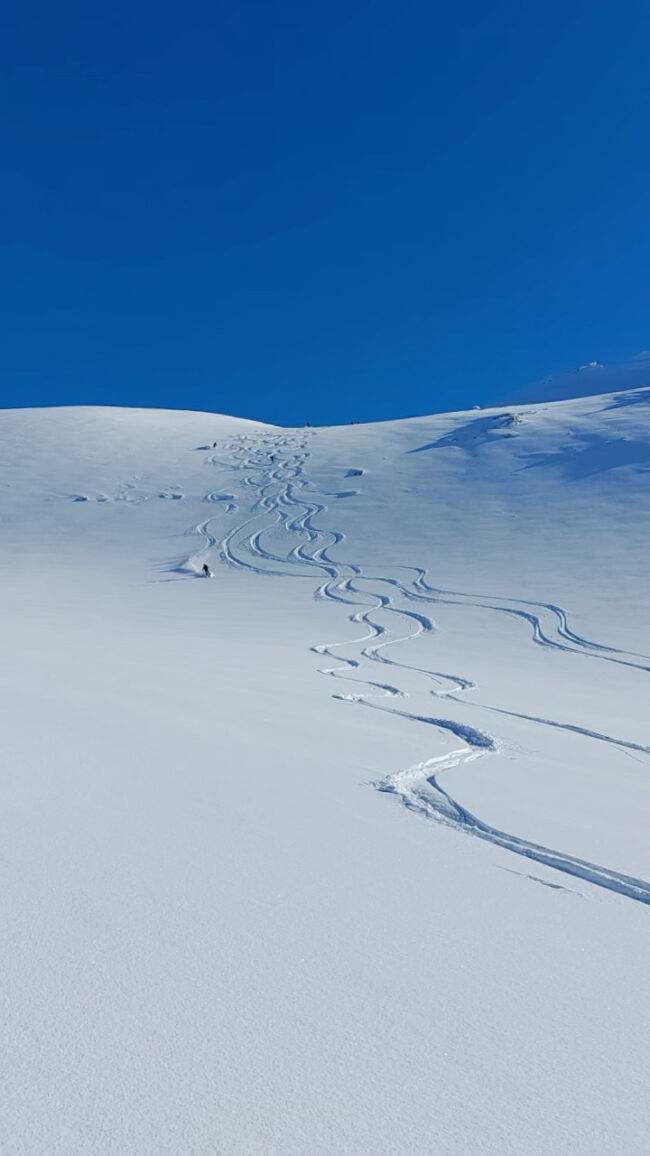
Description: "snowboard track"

(180, 430), (650, 906)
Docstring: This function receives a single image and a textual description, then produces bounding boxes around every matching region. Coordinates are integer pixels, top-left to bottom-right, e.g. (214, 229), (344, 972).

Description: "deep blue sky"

(1, 1), (648, 425)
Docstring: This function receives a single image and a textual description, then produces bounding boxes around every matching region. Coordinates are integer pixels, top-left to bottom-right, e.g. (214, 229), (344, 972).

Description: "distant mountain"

(503, 350), (650, 405)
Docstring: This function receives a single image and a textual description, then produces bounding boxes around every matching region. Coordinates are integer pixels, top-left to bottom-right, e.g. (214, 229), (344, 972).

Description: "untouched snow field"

(1, 385), (650, 1154)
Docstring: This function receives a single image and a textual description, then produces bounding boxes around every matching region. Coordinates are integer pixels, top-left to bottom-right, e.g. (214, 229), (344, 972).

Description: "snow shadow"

(519, 434), (650, 480)
(408, 414), (519, 454)
(599, 387), (650, 412)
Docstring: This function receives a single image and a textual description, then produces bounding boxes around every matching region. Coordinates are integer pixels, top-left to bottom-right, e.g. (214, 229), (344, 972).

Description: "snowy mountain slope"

(503, 348), (650, 405)
(1, 393), (649, 1155)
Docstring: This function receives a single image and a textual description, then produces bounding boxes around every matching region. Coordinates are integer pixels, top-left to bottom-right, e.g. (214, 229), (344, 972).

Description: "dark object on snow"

(212, 442), (217, 448)
(202, 563), (211, 577)
(305, 421), (311, 427)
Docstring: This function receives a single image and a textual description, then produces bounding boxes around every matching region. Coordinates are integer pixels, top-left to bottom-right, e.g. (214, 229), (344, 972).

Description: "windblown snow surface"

(1, 384), (650, 1154)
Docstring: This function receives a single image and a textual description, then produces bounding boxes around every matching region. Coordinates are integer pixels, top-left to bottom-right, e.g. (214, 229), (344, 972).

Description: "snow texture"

(1, 386), (649, 1154)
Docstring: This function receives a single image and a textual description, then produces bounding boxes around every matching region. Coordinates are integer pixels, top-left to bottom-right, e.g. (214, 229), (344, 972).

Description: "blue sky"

(1, 0), (648, 425)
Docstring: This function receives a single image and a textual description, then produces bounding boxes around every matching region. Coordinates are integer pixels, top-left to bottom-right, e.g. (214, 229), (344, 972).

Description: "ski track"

(177, 431), (650, 905)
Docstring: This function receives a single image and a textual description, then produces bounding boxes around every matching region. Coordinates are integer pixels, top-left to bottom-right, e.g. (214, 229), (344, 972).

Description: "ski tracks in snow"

(180, 430), (650, 905)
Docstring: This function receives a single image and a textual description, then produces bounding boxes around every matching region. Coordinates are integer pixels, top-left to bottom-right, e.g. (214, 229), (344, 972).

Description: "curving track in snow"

(178, 430), (650, 905)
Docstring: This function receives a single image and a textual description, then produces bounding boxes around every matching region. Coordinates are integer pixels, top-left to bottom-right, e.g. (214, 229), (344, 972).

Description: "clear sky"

(1, 1), (648, 426)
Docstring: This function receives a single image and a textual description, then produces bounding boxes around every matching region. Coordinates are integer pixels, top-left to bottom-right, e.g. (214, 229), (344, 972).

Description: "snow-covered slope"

(1, 391), (649, 1154)
(504, 348), (650, 404)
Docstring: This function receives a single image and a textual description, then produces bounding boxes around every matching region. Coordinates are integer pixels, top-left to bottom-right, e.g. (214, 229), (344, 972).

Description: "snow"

(1, 390), (649, 1154)
(504, 348), (650, 404)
